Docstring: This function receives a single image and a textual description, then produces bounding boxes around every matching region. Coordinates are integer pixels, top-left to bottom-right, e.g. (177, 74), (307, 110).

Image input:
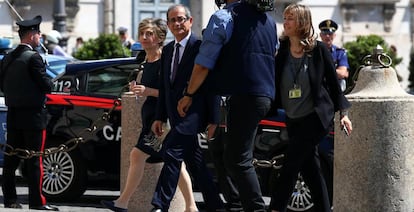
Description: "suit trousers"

(151, 128), (223, 211)
(2, 129), (47, 207)
(270, 112), (331, 212)
(223, 95), (271, 212)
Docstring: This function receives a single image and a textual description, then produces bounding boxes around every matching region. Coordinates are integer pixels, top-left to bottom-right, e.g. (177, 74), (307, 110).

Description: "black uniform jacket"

(0, 44), (52, 129)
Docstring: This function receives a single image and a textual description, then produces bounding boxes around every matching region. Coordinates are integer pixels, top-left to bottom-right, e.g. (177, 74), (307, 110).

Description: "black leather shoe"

(5, 203), (23, 208)
(101, 200), (127, 212)
(29, 205), (59, 211)
(150, 208), (163, 212)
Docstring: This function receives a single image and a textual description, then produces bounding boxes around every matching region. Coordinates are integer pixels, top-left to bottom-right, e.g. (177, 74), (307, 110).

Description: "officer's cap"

(319, 19), (338, 33)
(117, 26), (128, 34)
(16, 15), (42, 33)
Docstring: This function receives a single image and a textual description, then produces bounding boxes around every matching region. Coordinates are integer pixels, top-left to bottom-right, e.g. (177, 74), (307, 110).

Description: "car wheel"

(287, 173), (314, 212)
(42, 149), (87, 201)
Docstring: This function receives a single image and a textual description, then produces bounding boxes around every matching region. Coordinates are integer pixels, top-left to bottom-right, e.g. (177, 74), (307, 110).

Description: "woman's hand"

(340, 115), (352, 136)
(130, 80), (156, 97)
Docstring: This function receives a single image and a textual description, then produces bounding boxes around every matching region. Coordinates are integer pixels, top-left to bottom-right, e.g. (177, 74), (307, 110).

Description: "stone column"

(334, 48), (414, 211)
(121, 92), (185, 211)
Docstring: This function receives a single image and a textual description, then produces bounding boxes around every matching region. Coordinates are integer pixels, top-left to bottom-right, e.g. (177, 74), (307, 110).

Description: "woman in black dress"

(101, 18), (198, 212)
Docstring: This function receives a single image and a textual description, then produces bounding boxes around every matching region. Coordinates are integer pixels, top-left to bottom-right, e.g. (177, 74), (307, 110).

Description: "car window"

(86, 64), (136, 97)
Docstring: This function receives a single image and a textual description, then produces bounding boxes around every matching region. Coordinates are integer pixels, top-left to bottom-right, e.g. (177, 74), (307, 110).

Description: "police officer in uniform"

(319, 19), (349, 92)
(0, 15), (58, 211)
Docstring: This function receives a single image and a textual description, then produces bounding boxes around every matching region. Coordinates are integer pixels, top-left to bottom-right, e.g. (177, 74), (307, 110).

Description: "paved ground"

(0, 168), (271, 211)
(0, 185), (119, 211)
(0, 185), (271, 211)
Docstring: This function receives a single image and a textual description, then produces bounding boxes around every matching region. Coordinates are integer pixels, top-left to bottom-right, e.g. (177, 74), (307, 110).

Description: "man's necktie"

(171, 43), (180, 82)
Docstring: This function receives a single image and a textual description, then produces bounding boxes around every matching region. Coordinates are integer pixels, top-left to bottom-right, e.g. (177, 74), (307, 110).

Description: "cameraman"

(177, 1), (278, 211)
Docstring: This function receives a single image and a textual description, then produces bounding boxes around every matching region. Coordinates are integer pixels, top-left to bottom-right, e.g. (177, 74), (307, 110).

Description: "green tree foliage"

(343, 34), (403, 93)
(73, 34), (131, 60)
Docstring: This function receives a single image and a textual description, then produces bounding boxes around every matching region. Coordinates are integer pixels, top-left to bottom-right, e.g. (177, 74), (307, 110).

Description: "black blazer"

(156, 33), (218, 135)
(275, 40), (351, 130)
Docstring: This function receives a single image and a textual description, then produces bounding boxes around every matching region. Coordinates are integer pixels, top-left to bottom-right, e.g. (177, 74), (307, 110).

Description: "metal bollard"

(333, 46), (414, 212)
(121, 92), (185, 211)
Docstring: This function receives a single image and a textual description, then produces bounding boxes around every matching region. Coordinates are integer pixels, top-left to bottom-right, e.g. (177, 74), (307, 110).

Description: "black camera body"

(215, 0), (274, 12)
(246, 0), (274, 12)
(215, 0), (226, 8)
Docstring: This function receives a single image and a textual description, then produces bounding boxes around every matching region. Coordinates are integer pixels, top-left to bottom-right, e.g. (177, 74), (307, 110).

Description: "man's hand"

(151, 120), (164, 137)
(177, 96), (192, 117)
(206, 124), (218, 141)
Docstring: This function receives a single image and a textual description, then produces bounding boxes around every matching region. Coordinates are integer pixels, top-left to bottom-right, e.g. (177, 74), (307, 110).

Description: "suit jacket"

(156, 33), (218, 135)
(275, 40), (351, 130)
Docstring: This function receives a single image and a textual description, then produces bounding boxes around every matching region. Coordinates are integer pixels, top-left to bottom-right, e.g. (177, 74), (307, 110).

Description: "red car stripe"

(259, 119), (286, 128)
(46, 94), (122, 110)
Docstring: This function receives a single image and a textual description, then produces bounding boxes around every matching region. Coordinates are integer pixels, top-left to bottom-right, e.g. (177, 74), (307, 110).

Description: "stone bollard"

(121, 92), (185, 211)
(334, 46), (414, 211)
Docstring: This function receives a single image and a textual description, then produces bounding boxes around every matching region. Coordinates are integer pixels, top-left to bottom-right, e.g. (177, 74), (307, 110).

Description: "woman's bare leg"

(114, 147), (149, 209)
(178, 163), (199, 212)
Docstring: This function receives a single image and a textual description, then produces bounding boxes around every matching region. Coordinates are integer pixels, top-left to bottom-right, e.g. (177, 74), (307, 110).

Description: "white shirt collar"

(174, 31), (191, 48)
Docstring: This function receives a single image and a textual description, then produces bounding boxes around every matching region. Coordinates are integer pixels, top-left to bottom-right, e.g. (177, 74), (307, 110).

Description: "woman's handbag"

(144, 120), (171, 152)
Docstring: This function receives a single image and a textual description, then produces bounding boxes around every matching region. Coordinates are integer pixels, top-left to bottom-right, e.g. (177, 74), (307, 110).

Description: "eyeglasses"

(168, 16), (188, 24)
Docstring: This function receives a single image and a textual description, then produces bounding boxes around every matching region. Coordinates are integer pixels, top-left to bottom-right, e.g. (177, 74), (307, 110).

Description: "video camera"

(246, 0), (274, 12)
(215, 0), (274, 12)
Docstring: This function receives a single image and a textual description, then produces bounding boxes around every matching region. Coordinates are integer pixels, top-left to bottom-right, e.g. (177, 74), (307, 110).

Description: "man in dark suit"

(0, 15), (58, 211)
(150, 4), (224, 212)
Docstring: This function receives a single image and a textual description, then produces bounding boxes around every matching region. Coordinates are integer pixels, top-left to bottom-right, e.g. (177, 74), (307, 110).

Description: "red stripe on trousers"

(38, 129), (47, 205)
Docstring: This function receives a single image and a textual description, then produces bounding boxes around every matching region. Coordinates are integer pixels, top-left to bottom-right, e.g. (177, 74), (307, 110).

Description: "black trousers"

(270, 112), (331, 212)
(208, 129), (243, 211)
(223, 95), (271, 212)
(2, 129), (47, 207)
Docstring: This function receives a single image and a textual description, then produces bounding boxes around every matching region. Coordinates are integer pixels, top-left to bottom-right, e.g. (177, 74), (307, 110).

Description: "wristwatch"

(183, 88), (194, 98)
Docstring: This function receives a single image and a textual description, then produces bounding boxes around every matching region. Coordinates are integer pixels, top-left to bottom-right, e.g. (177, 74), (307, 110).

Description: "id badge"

(289, 86), (302, 99)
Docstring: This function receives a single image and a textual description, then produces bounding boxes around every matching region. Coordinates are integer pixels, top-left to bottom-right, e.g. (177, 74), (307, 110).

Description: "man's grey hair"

(166, 4), (191, 20)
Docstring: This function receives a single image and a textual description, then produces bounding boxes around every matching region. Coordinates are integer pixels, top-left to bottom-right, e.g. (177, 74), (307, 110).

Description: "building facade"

(0, 0), (413, 89)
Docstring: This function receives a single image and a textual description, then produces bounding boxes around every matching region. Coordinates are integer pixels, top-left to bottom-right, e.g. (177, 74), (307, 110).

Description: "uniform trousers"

(270, 112), (331, 212)
(223, 95), (271, 212)
(2, 129), (47, 207)
(151, 128), (224, 211)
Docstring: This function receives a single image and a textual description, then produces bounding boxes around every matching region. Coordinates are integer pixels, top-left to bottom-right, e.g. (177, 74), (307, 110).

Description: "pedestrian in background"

(269, 4), (352, 212)
(150, 4), (224, 212)
(100, 18), (198, 212)
(45, 30), (73, 58)
(319, 19), (349, 92)
(118, 26), (135, 50)
(0, 15), (58, 211)
(72, 36), (84, 55)
(177, 0), (278, 211)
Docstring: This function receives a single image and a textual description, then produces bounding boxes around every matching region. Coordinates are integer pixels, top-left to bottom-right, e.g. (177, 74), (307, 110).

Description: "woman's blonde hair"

(138, 18), (168, 47)
(281, 3), (317, 52)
